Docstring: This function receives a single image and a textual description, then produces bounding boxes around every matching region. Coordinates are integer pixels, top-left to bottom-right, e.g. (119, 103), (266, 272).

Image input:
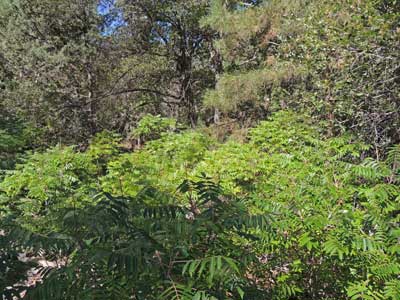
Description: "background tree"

(110, 0), (216, 127)
(203, 0), (399, 155)
(0, 0), (219, 143)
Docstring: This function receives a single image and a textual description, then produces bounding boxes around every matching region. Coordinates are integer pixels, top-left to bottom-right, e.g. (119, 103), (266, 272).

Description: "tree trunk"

(177, 37), (197, 127)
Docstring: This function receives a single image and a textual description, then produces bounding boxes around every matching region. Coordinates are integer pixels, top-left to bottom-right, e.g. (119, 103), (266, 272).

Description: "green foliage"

(0, 146), (98, 232)
(202, 0), (306, 64)
(202, 0), (308, 117)
(102, 130), (212, 197)
(0, 130), (123, 230)
(2, 177), (265, 299)
(1, 112), (398, 299)
(0, 113), (40, 170)
(194, 141), (260, 194)
(204, 64), (304, 113)
(1, 0), (399, 297)
(204, 0), (399, 153)
(282, 0), (400, 153)
(86, 130), (122, 163)
(0, 0), (109, 142)
(131, 114), (178, 144)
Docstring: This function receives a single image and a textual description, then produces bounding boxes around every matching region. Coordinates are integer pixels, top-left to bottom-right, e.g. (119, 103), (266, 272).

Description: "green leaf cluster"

(1, 112), (399, 299)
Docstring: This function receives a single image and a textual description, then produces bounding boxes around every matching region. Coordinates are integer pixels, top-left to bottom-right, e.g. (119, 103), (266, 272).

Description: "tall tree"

(203, 0), (400, 154)
(111, 0), (216, 127)
(202, 0), (306, 122)
(0, 0), (110, 142)
(0, 0), (219, 141)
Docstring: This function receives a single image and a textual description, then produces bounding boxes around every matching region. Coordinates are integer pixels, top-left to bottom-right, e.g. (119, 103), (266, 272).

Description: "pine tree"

(0, 0), (111, 142)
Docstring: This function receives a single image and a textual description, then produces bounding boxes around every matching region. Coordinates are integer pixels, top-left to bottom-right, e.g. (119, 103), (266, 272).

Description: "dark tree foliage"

(1, 178), (267, 300)
(0, 0), (219, 143)
(110, 0), (218, 127)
